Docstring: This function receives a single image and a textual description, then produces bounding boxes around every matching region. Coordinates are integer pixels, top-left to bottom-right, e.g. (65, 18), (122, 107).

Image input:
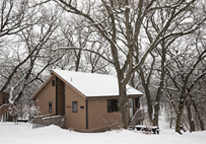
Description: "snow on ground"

(0, 122), (206, 144)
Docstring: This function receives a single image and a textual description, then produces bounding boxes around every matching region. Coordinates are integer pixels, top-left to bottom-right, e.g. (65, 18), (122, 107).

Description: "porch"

(0, 104), (10, 122)
(129, 109), (145, 129)
(32, 115), (65, 128)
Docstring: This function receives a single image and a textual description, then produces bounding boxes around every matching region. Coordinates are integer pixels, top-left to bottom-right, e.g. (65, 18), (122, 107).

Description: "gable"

(31, 73), (87, 100)
(31, 75), (54, 100)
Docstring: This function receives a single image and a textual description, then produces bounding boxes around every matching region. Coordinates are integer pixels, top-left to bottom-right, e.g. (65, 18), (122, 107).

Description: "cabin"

(31, 69), (143, 132)
(0, 92), (10, 121)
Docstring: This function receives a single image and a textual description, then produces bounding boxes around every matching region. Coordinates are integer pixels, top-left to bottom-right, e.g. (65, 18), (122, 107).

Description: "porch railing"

(130, 109), (145, 129)
(0, 104), (9, 116)
(32, 115), (65, 129)
(0, 104), (9, 122)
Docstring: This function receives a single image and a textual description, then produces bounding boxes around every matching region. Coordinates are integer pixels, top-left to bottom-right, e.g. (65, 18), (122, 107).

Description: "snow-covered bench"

(135, 125), (160, 134)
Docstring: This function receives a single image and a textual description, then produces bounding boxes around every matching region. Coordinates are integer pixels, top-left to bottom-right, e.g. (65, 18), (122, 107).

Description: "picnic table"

(135, 125), (160, 134)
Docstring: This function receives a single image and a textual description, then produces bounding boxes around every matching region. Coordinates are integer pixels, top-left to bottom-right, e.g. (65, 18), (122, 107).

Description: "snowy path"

(0, 122), (206, 144)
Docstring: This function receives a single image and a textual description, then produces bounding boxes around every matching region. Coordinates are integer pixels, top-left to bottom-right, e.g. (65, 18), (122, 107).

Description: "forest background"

(0, 0), (206, 134)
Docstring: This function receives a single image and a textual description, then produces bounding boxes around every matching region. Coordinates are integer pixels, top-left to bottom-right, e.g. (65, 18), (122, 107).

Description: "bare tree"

(85, 44), (110, 74)
(53, 0), (206, 129)
(164, 30), (206, 133)
(0, 0), (31, 37)
(0, 3), (67, 112)
(0, 0), (37, 94)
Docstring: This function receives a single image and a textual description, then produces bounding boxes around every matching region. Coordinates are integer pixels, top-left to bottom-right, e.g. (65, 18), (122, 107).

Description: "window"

(107, 99), (119, 113)
(3, 97), (8, 104)
(52, 80), (55, 86)
(49, 101), (52, 113)
(135, 98), (139, 108)
(72, 101), (78, 113)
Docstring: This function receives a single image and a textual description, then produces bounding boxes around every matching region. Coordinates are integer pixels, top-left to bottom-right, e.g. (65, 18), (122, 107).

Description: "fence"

(32, 115), (65, 129)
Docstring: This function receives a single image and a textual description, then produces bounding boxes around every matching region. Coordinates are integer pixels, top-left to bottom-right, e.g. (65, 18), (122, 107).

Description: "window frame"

(3, 97), (8, 104)
(72, 101), (78, 113)
(135, 97), (139, 108)
(52, 80), (55, 86)
(107, 99), (119, 113)
(49, 101), (52, 113)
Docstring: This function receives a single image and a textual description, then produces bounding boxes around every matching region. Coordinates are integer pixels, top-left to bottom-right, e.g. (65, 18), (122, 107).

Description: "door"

(129, 98), (134, 118)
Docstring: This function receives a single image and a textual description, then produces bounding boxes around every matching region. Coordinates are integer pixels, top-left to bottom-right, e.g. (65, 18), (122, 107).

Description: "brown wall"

(64, 94), (141, 132)
(87, 97), (121, 131)
(87, 95), (141, 132)
(0, 92), (9, 117)
(65, 84), (86, 131)
(0, 92), (9, 105)
(35, 76), (56, 116)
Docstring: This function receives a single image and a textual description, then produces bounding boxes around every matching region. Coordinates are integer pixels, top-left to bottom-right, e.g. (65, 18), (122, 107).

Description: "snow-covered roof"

(51, 69), (143, 97)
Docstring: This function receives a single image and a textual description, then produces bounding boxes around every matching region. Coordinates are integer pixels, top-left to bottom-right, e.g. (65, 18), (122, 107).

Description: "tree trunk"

(193, 101), (205, 131)
(175, 100), (184, 134)
(186, 100), (195, 132)
(118, 81), (128, 129)
(153, 94), (160, 126)
(145, 86), (153, 122)
(139, 69), (153, 122)
(153, 85), (164, 126)
(153, 43), (166, 127)
(175, 113), (182, 134)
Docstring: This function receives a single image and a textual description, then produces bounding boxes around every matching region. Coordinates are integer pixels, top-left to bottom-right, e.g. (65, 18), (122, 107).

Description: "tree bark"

(153, 44), (166, 126)
(175, 99), (185, 134)
(118, 78), (128, 129)
(139, 69), (153, 122)
(193, 101), (205, 131)
(186, 100), (195, 132)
